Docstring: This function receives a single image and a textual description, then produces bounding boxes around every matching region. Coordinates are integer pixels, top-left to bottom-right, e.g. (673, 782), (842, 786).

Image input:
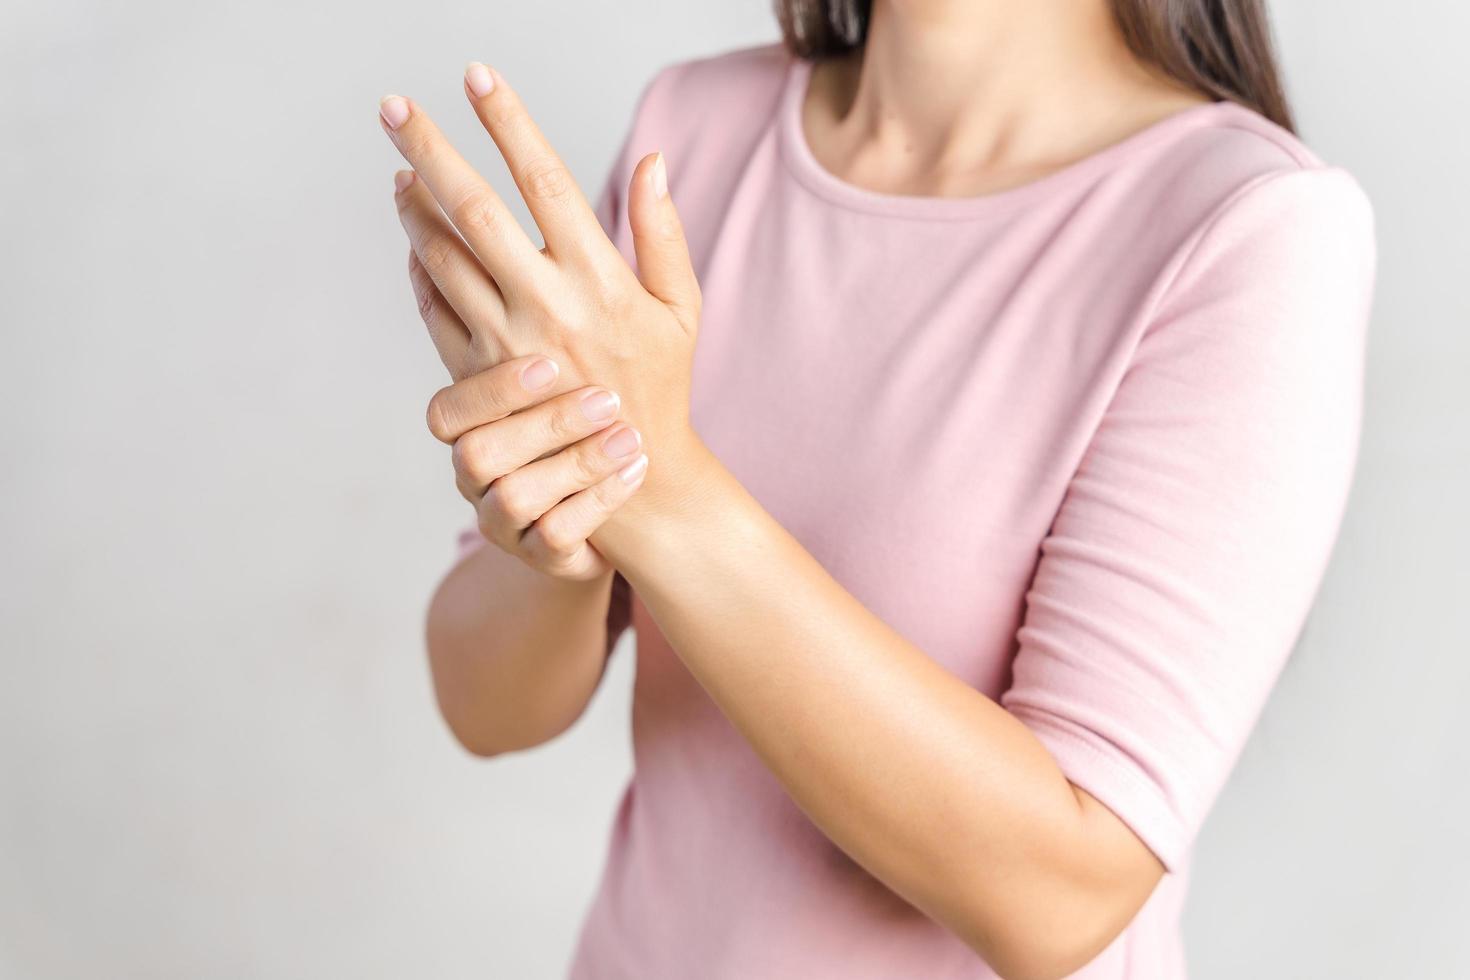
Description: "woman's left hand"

(381, 63), (706, 513)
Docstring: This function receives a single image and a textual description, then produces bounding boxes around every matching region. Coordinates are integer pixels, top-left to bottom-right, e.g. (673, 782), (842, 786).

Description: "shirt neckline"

(776, 54), (1243, 220)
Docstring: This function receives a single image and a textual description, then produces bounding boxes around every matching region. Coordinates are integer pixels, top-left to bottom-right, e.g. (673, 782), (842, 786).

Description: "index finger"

(462, 63), (616, 267)
(379, 94), (548, 297)
(426, 354), (563, 444)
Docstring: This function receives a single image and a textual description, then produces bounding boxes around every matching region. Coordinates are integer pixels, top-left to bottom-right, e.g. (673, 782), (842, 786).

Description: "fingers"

(628, 152), (702, 328)
(479, 422), (645, 546)
(426, 354), (563, 443)
(462, 62), (613, 266)
(395, 170), (506, 334)
(378, 93), (548, 296)
(451, 385), (624, 501)
(406, 247), (471, 376)
(519, 455), (649, 575)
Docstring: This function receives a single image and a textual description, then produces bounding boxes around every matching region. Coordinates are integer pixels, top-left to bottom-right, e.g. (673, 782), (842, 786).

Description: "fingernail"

(379, 95), (410, 130)
(651, 152), (668, 199)
(393, 169), (415, 192)
(465, 62), (495, 98)
(618, 454), (649, 485)
(519, 357), (558, 391)
(601, 425), (641, 460)
(580, 389), (620, 422)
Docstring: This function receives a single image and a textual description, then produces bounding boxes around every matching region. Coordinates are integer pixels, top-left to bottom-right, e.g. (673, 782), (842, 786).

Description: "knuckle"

(425, 387), (456, 442)
(417, 237), (454, 276)
(474, 508), (505, 548)
(520, 161), (573, 202)
(452, 432), (493, 481)
(401, 130), (439, 164)
(473, 367), (516, 415)
(450, 437), (476, 477)
(533, 516), (577, 557)
(588, 473), (629, 510)
(485, 476), (533, 527)
(571, 444), (610, 485)
(484, 98), (519, 131)
(547, 403), (588, 442)
(451, 193), (502, 235)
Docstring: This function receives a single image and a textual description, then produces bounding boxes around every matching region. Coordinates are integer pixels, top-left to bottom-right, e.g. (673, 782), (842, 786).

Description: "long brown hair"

(774, 0), (1296, 133)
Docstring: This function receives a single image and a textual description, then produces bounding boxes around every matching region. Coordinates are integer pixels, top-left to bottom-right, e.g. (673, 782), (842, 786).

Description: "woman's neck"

(804, 0), (1211, 197)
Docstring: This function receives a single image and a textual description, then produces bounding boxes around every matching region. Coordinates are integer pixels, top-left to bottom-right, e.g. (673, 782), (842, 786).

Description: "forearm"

(594, 445), (1161, 977)
(425, 540), (617, 757)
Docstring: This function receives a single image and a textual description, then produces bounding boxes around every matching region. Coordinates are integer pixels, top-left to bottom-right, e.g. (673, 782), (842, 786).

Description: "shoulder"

(617, 43), (794, 163)
(596, 43), (796, 246)
(1124, 102), (1376, 309)
(635, 42), (793, 124)
(1158, 101), (1373, 241)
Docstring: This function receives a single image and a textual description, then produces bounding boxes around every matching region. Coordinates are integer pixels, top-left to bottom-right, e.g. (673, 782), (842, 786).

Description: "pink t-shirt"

(458, 43), (1376, 979)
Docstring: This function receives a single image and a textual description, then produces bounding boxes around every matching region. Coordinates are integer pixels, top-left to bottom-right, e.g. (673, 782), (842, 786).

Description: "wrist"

(590, 428), (725, 569)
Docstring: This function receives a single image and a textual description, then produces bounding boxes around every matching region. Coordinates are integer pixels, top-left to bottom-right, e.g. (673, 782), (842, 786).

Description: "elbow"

(427, 644), (587, 760)
(442, 718), (511, 760)
(950, 881), (1151, 980)
(432, 681), (583, 760)
(964, 924), (1121, 980)
(982, 944), (1101, 980)
(950, 803), (1164, 977)
(423, 570), (600, 759)
(437, 703), (578, 760)
(425, 634), (504, 759)
(424, 611), (562, 760)
(432, 683), (508, 758)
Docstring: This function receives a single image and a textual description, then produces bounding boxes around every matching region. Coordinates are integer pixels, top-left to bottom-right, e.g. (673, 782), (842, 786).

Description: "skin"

(390, 2), (1214, 976)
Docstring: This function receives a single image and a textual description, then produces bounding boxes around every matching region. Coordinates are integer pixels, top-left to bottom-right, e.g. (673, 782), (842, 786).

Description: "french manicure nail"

(618, 454), (649, 485)
(379, 95), (410, 130)
(465, 62), (495, 98)
(651, 152), (668, 199)
(580, 389), (620, 422)
(519, 357), (559, 391)
(601, 425), (641, 460)
(393, 169), (415, 192)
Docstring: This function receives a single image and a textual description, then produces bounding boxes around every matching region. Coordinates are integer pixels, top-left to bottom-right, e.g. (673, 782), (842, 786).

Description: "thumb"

(628, 151), (701, 329)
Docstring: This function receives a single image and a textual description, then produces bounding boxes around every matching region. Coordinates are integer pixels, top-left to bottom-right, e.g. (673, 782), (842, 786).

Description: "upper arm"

(1000, 167), (1376, 875)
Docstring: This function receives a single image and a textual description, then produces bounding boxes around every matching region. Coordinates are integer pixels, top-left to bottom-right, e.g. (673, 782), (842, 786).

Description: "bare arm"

(380, 74), (1155, 975)
(425, 548), (628, 757)
(401, 238), (647, 757)
(590, 451), (1161, 980)
(380, 71), (1162, 977)
(382, 61), (1369, 980)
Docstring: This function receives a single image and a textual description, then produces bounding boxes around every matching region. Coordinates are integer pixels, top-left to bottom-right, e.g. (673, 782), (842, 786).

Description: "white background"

(2, 1), (1465, 977)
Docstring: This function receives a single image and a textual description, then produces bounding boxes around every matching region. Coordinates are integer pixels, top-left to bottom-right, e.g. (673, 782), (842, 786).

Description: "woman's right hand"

(425, 349), (650, 582)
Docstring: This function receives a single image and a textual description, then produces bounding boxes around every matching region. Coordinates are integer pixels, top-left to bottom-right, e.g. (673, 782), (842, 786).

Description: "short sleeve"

(999, 167), (1377, 871)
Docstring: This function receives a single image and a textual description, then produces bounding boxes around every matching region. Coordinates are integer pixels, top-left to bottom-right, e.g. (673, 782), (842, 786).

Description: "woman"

(379, 0), (1375, 976)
